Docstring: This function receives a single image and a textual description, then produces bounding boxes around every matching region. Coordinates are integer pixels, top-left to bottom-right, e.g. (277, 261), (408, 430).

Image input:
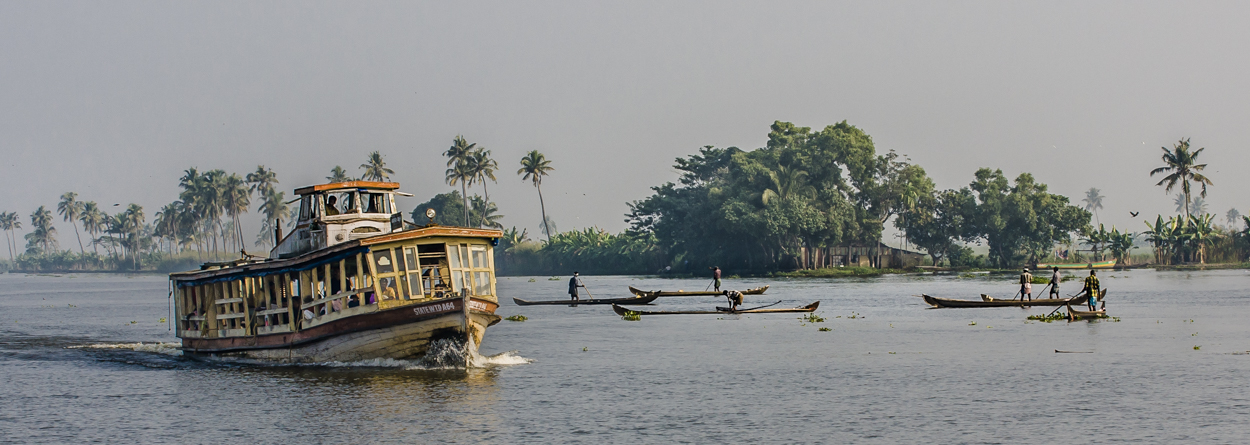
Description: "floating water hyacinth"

(621, 310), (641, 321)
(505, 315), (528, 322)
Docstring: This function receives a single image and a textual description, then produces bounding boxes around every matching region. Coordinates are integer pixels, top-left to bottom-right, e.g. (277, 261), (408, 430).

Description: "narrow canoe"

(1066, 304), (1107, 320)
(627, 285), (770, 297)
(612, 301), (819, 316)
(1035, 259), (1117, 269)
(921, 293), (1092, 308)
(513, 294), (658, 306)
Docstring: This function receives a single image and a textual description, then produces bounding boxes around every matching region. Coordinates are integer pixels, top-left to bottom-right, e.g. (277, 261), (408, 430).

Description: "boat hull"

(627, 285), (769, 297)
(182, 297), (500, 364)
(921, 294), (1091, 308)
(612, 301), (819, 315)
(1066, 304), (1107, 320)
(512, 295), (658, 306)
(1035, 259), (1116, 269)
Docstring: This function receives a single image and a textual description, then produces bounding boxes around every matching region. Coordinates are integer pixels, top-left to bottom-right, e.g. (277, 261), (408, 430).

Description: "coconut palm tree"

(1151, 138), (1213, 218)
(360, 151), (395, 181)
(444, 136), (478, 226)
(79, 202), (106, 255)
(1190, 197), (1209, 216)
(256, 188), (291, 248)
(761, 165), (815, 205)
(470, 196), (505, 229)
(26, 206), (57, 253)
(445, 159), (476, 226)
(123, 204), (145, 269)
(1173, 194), (1189, 214)
(0, 212), (20, 260)
(57, 192), (86, 253)
(470, 149), (499, 227)
(1226, 208), (1242, 230)
(518, 150), (554, 242)
(246, 165), (279, 196)
(223, 174), (250, 252)
(1082, 187), (1105, 225)
(326, 166), (351, 183)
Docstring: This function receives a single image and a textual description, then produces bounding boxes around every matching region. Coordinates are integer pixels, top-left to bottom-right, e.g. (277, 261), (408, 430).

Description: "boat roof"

(293, 181), (401, 196)
(170, 225), (502, 284)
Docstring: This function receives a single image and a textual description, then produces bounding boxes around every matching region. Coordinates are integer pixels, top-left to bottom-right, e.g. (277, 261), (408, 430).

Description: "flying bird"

(1130, 211), (1139, 217)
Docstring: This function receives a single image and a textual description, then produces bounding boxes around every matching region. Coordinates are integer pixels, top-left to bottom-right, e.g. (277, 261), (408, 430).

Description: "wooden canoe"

(921, 293), (1092, 308)
(627, 285), (770, 297)
(1035, 259), (1116, 269)
(612, 301), (819, 316)
(1066, 304), (1107, 320)
(512, 294), (659, 306)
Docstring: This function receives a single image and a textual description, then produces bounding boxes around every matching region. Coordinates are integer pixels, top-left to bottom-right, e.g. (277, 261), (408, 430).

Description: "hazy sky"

(3, 1), (1248, 248)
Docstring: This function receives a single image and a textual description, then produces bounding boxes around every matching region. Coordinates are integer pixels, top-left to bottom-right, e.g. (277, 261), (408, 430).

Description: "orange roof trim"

(294, 181), (401, 195)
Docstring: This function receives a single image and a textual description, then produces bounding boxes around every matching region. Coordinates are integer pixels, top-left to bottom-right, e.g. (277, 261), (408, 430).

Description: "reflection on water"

(3, 270), (1250, 442)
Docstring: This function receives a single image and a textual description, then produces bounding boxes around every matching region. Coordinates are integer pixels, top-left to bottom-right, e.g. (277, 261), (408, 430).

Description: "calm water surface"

(1, 269), (1249, 443)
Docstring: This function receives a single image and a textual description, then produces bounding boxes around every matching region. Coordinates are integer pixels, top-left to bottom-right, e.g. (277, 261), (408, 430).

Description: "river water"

(1, 269), (1248, 443)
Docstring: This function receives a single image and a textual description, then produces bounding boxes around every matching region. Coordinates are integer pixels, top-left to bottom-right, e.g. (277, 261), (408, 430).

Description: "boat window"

(373, 250), (395, 274)
(417, 244), (450, 299)
(362, 192), (391, 214)
(325, 191), (357, 216)
(404, 247), (422, 297)
(299, 196), (313, 221)
(471, 246), (488, 269)
(447, 246), (461, 269)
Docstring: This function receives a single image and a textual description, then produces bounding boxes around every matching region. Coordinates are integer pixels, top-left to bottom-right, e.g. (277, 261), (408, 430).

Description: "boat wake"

(317, 339), (530, 370)
(68, 342), (184, 356)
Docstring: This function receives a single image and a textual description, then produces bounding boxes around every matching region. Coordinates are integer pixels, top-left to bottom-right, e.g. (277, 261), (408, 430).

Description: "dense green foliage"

(623, 121), (934, 272)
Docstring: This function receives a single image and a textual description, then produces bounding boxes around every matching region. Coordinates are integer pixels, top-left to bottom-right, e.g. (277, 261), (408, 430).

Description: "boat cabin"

(272, 181), (410, 259)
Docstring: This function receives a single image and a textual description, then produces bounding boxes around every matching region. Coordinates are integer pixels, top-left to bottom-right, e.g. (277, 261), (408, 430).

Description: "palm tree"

(1226, 208), (1242, 230)
(246, 165), (279, 196)
(223, 174), (250, 252)
(1191, 197), (1209, 216)
(0, 212), (19, 260)
(761, 165), (814, 205)
(1082, 187), (1105, 225)
(1188, 213), (1215, 264)
(360, 151), (395, 181)
(445, 136), (478, 226)
(445, 158), (476, 226)
(123, 204), (145, 269)
(326, 166), (351, 183)
(26, 206), (57, 253)
(471, 149), (499, 227)
(518, 150), (554, 242)
(79, 202), (106, 255)
(470, 196), (504, 229)
(1142, 215), (1170, 265)
(57, 192), (86, 253)
(256, 188), (291, 248)
(1151, 138), (1213, 218)
(1173, 194), (1189, 214)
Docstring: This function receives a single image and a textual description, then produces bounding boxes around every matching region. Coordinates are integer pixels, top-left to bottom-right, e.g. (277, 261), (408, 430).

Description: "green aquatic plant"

(818, 327), (831, 332)
(528, 278), (536, 282)
(159, 317), (166, 323)
(1028, 313), (1067, 323)
(1194, 345), (1201, 350)
(504, 315), (528, 322)
(801, 313), (826, 323)
(968, 321), (977, 326)
(621, 310), (641, 322)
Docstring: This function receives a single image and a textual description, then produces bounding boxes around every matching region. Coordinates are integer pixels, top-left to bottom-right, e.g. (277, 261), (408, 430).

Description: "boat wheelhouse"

(170, 181), (503, 364)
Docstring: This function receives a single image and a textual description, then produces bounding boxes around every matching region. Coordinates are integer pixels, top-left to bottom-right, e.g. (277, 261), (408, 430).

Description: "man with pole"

(1083, 270), (1100, 311)
(1019, 268), (1033, 301)
(710, 266), (722, 292)
(568, 271), (585, 302)
(1048, 266), (1061, 298)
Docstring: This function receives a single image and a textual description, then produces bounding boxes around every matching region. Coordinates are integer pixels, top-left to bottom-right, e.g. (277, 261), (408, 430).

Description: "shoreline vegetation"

(2, 125), (1247, 275)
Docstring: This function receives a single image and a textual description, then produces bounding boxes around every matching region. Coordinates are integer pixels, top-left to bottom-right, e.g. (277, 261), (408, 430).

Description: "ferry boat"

(170, 180), (503, 364)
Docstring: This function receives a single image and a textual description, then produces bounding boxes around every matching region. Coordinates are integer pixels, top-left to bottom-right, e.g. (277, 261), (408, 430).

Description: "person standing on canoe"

(1019, 268), (1033, 301)
(1083, 270), (1100, 310)
(711, 266), (722, 292)
(723, 290), (744, 311)
(1049, 266), (1061, 298)
(569, 271), (585, 302)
